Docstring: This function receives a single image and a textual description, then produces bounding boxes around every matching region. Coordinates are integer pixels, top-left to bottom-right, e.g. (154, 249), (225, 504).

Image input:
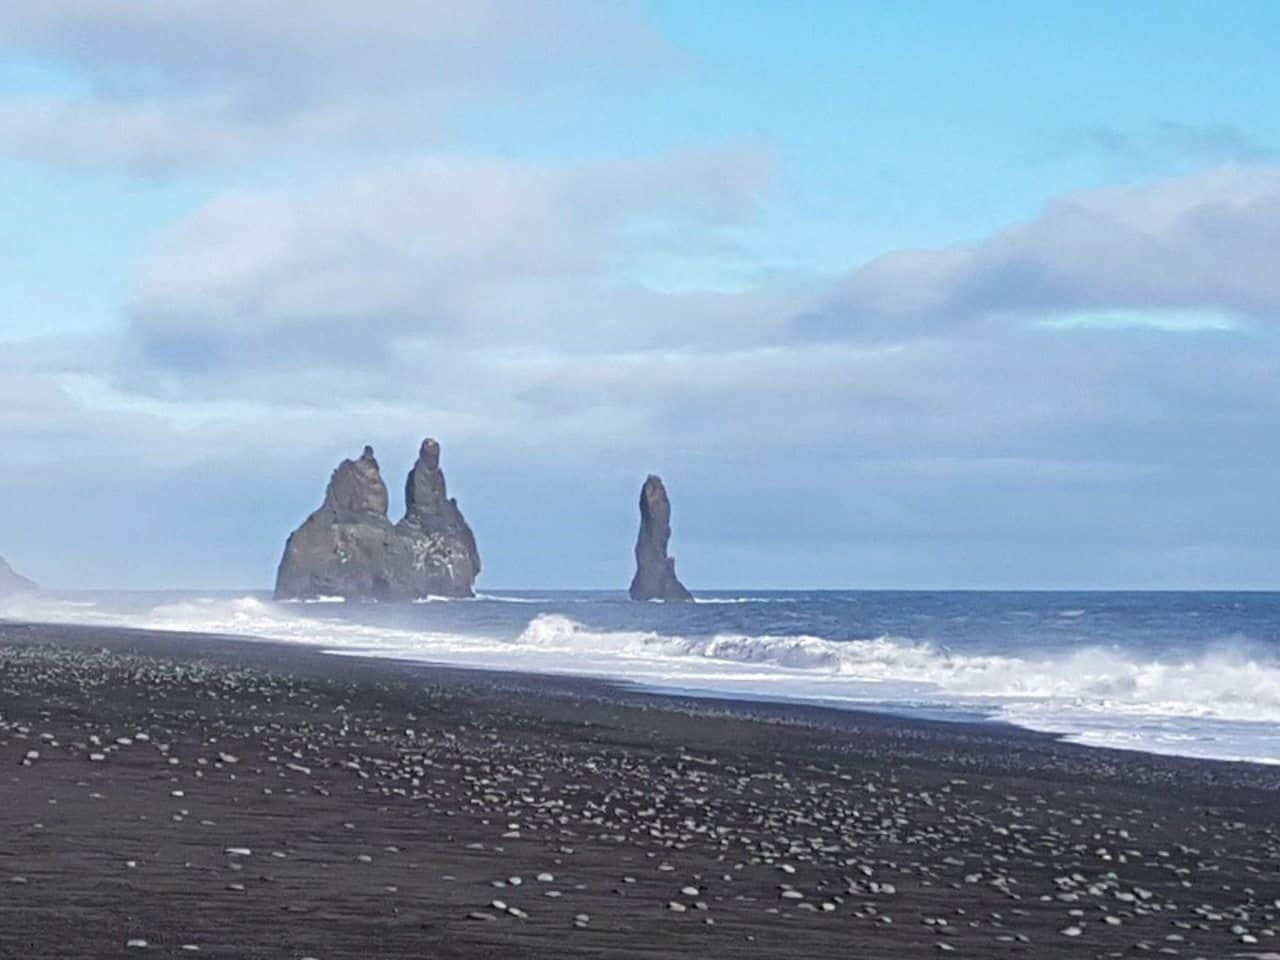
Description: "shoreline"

(8, 601), (1279, 770)
(3, 619), (1280, 958)
(6, 612), (1280, 773)
(7, 614), (1063, 742)
(0, 613), (1208, 760)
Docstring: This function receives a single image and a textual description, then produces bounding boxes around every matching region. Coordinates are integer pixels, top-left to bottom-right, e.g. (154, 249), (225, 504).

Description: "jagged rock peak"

(404, 438), (448, 519)
(323, 445), (389, 520)
(274, 438), (480, 601)
(628, 474), (693, 603)
(416, 437), (439, 470)
(397, 437), (481, 580)
(0, 556), (38, 595)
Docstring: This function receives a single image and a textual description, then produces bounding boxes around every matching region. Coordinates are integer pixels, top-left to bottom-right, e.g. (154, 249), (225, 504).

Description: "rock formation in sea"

(628, 474), (693, 602)
(393, 438), (482, 597)
(0, 556), (37, 595)
(274, 439), (480, 601)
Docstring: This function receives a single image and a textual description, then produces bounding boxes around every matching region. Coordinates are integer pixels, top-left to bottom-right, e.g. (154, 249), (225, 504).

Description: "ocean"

(4, 589), (1280, 766)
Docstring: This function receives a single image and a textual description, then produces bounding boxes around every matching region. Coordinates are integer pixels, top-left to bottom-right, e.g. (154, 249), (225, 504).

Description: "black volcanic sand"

(2, 622), (1280, 959)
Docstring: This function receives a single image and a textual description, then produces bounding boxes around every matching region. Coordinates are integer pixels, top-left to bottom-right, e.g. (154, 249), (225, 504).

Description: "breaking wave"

(6, 593), (1280, 763)
(512, 614), (1280, 726)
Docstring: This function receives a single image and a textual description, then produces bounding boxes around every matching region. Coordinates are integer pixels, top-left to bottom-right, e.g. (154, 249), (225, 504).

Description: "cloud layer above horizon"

(3, 1), (1280, 590)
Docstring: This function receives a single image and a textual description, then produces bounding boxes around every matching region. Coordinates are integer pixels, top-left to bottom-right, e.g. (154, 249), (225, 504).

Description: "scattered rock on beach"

(3, 625), (1280, 959)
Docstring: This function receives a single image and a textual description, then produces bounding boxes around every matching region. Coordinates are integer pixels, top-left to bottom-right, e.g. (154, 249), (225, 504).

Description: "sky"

(3, 1), (1280, 591)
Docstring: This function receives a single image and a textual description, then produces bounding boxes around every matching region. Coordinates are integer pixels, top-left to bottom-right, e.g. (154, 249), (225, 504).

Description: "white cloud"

(0, 1), (669, 169)
(811, 165), (1280, 339)
(123, 148), (780, 381)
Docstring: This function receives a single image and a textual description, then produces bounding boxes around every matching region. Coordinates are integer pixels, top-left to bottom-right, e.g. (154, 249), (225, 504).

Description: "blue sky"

(2, 2), (1280, 589)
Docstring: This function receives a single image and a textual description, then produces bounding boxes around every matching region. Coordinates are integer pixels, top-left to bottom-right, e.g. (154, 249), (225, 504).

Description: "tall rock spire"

(628, 475), (693, 602)
(395, 438), (481, 594)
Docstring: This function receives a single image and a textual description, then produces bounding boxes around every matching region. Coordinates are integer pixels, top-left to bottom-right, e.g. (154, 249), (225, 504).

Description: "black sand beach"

(2, 621), (1279, 959)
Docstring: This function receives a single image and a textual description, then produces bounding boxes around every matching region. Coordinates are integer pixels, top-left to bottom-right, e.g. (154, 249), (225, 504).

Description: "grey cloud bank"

(2, 5), (1279, 590)
(8, 165), (1280, 589)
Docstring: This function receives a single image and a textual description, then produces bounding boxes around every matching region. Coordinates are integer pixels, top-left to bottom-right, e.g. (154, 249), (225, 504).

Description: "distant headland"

(0, 556), (37, 596)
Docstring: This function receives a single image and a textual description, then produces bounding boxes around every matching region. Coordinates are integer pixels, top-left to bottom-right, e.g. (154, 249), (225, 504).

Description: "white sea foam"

(509, 614), (1280, 725)
(6, 593), (1280, 764)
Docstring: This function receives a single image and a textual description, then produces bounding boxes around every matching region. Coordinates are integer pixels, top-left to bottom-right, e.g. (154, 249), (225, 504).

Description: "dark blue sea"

(6, 589), (1280, 764)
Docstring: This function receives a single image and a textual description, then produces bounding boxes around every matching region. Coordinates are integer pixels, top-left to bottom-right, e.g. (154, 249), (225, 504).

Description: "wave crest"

(513, 614), (1280, 724)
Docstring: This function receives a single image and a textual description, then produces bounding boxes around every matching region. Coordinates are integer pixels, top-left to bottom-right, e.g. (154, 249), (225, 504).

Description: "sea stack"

(628, 475), (693, 602)
(0, 556), (37, 595)
(393, 438), (482, 597)
(274, 439), (480, 601)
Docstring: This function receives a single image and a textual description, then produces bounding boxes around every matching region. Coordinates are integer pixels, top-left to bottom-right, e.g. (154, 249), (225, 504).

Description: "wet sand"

(2, 619), (1279, 959)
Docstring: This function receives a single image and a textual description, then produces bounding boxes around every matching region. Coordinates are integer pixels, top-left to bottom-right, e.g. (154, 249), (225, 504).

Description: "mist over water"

(5, 589), (1280, 765)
